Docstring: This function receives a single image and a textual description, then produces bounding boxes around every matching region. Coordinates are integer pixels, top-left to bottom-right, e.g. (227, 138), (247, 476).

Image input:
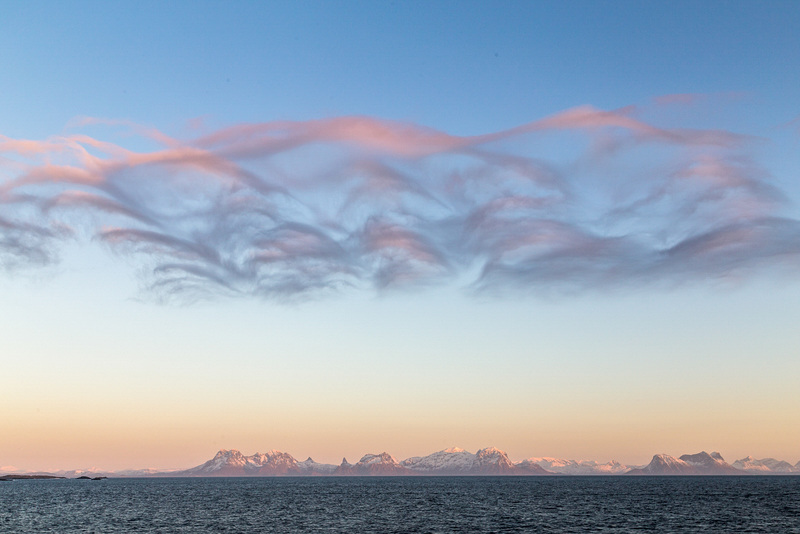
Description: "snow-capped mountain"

(402, 447), (551, 475)
(401, 447), (476, 473)
(626, 454), (697, 475)
(248, 450), (303, 475)
(627, 451), (743, 475)
(180, 449), (250, 476)
(177, 449), (337, 476)
(523, 457), (630, 475)
(732, 456), (799, 474)
(679, 451), (741, 474)
(334, 453), (409, 475)
(297, 457), (338, 475)
(473, 447), (519, 474)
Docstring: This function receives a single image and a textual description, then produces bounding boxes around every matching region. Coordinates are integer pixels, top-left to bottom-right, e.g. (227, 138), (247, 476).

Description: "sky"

(2, 1), (800, 472)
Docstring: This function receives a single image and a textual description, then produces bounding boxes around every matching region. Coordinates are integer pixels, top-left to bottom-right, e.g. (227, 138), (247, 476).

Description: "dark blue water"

(2, 476), (799, 533)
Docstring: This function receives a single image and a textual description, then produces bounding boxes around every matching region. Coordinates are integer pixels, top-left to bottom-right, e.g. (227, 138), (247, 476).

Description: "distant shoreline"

(6, 473), (800, 481)
(0, 475), (65, 481)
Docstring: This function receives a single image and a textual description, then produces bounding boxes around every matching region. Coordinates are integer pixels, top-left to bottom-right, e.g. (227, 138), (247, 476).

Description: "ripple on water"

(1, 476), (799, 533)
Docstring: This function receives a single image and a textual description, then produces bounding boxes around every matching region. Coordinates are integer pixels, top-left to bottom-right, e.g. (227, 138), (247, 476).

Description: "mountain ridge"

(7, 449), (800, 477)
(627, 451), (745, 475)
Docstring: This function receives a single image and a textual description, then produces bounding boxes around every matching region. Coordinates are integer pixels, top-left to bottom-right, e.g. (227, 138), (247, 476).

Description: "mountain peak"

(474, 447), (515, 473)
(626, 454), (695, 475)
(357, 452), (398, 465)
(652, 454), (684, 466)
(213, 449), (240, 458)
(629, 451), (741, 475)
(680, 451), (723, 466)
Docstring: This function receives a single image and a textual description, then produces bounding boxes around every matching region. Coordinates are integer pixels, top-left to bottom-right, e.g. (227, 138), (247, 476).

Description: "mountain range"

(5, 448), (800, 477)
(177, 447), (551, 476)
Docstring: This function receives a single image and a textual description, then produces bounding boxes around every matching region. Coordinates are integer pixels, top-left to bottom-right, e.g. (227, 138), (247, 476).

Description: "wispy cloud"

(1, 103), (798, 301)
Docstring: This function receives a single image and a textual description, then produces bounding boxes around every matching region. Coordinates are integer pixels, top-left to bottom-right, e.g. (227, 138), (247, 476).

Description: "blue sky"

(1, 1), (799, 471)
(5, 1), (799, 134)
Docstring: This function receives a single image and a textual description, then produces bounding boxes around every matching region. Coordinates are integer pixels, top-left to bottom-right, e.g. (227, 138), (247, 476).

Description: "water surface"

(2, 476), (799, 533)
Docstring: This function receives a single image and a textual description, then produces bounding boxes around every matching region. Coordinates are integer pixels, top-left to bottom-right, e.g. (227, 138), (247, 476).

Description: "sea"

(2, 476), (799, 533)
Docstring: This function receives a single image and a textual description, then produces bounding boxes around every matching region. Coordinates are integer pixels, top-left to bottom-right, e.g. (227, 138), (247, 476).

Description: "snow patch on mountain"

(525, 457), (630, 475)
(732, 456), (799, 473)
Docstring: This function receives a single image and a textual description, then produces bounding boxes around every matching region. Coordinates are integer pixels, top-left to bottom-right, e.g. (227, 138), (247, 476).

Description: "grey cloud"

(0, 215), (70, 271)
(1, 105), (799, 301)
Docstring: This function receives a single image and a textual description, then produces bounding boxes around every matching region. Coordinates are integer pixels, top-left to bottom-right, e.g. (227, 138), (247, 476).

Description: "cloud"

(1, 103), (798, 301)
(0, 213), (70, 272)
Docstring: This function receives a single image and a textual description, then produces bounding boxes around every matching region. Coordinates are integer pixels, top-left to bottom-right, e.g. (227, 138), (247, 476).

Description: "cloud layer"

(2, 105), (799, 301)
